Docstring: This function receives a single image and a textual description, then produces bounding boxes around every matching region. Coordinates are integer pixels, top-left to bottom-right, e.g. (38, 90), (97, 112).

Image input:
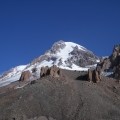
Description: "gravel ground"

(0, 70), (120, 120)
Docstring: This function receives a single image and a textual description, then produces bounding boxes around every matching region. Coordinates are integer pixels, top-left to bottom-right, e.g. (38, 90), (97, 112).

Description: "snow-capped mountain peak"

(46, 41), (86, 55)
(0, 40), (99, 87)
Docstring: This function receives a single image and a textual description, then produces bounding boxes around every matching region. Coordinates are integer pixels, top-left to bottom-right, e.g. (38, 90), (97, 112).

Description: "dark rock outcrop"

(114, 64), (120, 79)
(110, 44), (120, 64)
(88, 44), (120, 82)
(98, 58), (111, 72)
(40, 65), (61, 78)
(48, 40), (66, 54)
(69, 45), (99, 67)
(19, 70), (32, 82)
(110, 45), (120, 80)
(113, 55), (120, 80)
(40, 66), (50, 78)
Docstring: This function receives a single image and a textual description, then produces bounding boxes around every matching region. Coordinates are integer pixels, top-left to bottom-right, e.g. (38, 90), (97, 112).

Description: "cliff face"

(110, 45), (120, 79)
(87, 44), (120, 83)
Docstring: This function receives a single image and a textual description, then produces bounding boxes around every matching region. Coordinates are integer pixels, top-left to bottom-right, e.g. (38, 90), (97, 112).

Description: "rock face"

(114, 64), (120, 80)
(88, 58), (110, 82)
(40, 65), (61, 78)
(88, 44), (120, 82)
(69, 45), (98, 67)
(98, 58), (111, 72)
(19, 70), (32, 82)
(110, 44), (120, 64)
(113, 55), (120, 80)
(110, 45), (120, 79)
(40, 66), (50, 78)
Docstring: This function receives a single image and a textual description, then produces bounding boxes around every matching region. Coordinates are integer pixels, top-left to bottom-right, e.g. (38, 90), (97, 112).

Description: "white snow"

(101, 71), (113, 77)
(65, 42), (87, 51)
(96, 59), (100, 63)
(56, 42), (86, 59)
(0, 74), (21, 87)
(0, 65), (27, 80)
(0, 65), (27, 87)
(60, 64), (88, 71)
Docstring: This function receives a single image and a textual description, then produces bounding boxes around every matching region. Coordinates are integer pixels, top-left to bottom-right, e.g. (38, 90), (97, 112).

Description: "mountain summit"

(0, 40), (99, 87)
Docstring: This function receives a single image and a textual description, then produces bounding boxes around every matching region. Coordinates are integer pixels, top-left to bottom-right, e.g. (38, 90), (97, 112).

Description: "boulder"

(19, 70), (32, 82)
(40, 66), (50, 78)
(50, 65), (60, 77)
(88, 69), (101, 83)
(40, 65), (61, 78)
(94, 70), (101, 82)
(88, 69), (93, 82)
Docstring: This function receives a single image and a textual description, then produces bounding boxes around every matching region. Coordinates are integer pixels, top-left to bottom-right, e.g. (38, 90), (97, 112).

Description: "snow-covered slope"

(0, 40), (99, 87)
(0, 65), (27, 87)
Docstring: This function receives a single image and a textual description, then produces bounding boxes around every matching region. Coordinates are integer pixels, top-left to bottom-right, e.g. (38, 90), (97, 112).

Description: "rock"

(94, 45), (119, 77)
(69, 46), (99, 67)
(109, 45), (120, 80)
(19, 70), (32, 82)
(40, 67), (45, 77)
(40, 65), (61, 78)
(83, 44), (120, 83)
(40, 66), (50, 78)
(50, 65), (60, 77)
(114, 58), (120, 80)
(30, 80), (36, 85)
(58, 59), (63, 66)
(88, 69), (101, 83)
(110, 44), (120, 63)
(96, 58), (111, 73)
(94, 70), (101, 82)
(32, 67), (37, 73)
(88, 45), (120, 83)
(49, 40), (66, 54)
(109, 44), (120, 67)
(88, 69), (93, 82)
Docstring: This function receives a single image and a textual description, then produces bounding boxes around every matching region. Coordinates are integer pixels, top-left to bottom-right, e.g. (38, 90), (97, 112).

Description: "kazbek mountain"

(0, 40), (99, 87)
(1, 42), (120, 120)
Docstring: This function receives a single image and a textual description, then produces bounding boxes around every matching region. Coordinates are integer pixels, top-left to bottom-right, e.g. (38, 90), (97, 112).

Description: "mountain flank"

(0, 42), (120, 120)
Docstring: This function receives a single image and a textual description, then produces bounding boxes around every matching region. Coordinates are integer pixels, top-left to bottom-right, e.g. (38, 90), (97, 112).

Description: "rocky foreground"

(0, 44), (120, 120)
(0, 69), (120, 120)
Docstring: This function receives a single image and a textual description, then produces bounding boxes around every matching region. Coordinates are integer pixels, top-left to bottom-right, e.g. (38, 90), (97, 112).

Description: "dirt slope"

(0, 70), (120, 120)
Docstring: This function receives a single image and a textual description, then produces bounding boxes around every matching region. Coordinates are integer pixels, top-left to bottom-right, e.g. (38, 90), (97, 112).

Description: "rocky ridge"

(88, 44), (120, 82)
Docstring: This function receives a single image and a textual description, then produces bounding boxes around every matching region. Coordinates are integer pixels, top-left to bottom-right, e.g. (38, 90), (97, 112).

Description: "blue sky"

(0, 0), (120, 73)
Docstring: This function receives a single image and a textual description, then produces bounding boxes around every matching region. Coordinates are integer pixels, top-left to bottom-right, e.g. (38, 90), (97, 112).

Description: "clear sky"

(0, 0), (120, 73)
